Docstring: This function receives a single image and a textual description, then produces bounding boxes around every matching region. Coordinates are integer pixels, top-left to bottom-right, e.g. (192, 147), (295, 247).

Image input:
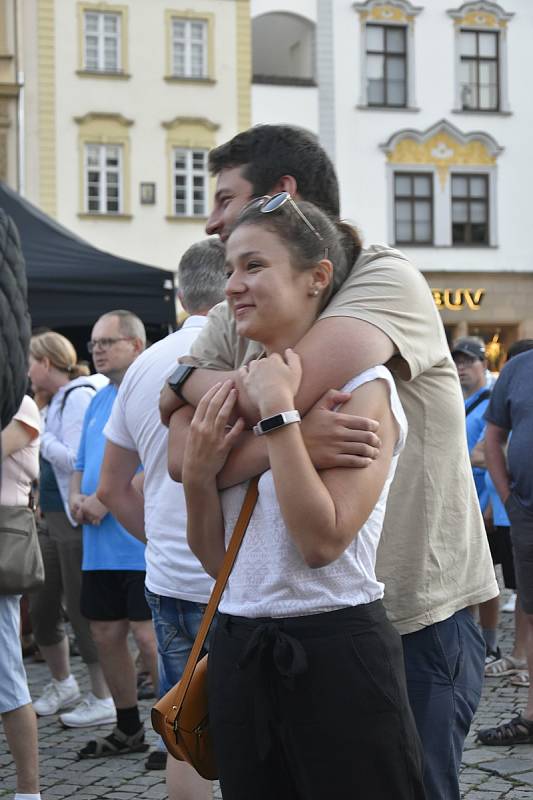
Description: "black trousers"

(208, 601), (425, 800)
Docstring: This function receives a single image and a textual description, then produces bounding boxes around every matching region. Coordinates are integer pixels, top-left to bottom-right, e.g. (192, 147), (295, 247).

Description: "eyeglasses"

(242, 192), (326, 249)
(87, 337), (133, 353)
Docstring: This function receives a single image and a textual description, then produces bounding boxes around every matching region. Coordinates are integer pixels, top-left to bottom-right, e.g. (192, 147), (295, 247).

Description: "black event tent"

(0, 181), (175, 351)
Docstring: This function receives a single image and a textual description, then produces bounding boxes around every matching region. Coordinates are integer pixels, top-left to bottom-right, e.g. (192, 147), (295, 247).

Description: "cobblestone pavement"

(0, 591), (530, 799)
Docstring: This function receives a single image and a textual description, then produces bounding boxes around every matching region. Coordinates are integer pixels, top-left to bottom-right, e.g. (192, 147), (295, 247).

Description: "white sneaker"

(502, 593), (517, 613)
(59, 692), (116, 728)
(33, 677), (81, 716)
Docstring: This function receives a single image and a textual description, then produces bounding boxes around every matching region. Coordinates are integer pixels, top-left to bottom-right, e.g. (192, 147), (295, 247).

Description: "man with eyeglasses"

(159, 124), (498, 800)
(67, 310), (158, 760)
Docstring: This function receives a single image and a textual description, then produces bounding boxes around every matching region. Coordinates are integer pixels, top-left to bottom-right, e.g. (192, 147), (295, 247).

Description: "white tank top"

(219, 365), (408, 618)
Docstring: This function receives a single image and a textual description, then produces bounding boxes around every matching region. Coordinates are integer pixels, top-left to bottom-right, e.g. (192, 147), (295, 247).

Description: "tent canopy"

(0, 181), (175, 334)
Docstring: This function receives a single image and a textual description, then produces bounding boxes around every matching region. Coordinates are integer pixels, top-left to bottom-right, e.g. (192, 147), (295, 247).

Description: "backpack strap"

(465, 389), (491, 417)
(59, 384), (97, 416)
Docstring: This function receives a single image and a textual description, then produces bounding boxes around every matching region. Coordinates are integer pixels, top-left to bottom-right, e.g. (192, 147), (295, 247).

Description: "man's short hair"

(178, 239), (226, 314)
(209, 125), (340, 219)
(99, 310), (146, 346)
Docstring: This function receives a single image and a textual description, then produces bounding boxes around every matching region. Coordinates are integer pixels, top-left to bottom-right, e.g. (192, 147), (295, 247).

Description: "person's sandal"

(485, 654), (527, 677)
(477, 715), (533, 746)
(78, 725), (149, 759)
(510, 670), (530, 688)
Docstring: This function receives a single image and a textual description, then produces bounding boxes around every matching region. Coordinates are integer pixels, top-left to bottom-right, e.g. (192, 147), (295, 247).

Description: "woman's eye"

(225, 271), (233, 280)
(247, 261), (262, 271)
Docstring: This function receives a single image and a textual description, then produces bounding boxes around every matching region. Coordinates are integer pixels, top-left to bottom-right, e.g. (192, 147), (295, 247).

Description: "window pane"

(104, 14), (118, 33)
(414, 176), (431, 197)
(460, 60), (478, 108)
(414, 201), (431, 223)
(192, 151), (206, 168)
(173, 20), (185, 38)
(470, 201), (487, 223)
(452, 176), (468, 197)
(366, 25), (384, 51)
(479, 32), (497, 58)
(191, 21), (205, 41)
(395, 175), (411, 196)
(452, 201), (468, 223)
(174, 152), (186, 169)
(395, 200), (412, 223)
(387, 55), (405, 80)
(470, 177), (487, 198)
(386, 27), (405, 54)
(479, 84), (498, 110)
(471, 223), (488, 243)
(387, 78), (406, 105)
(460, 31), (477, 57)
(85, 13), (98, 32)
(396, 222), (412, 242)
(414, 221), (431, 242)
(452, 223), (467, 243)
(367, 53), (384, 80)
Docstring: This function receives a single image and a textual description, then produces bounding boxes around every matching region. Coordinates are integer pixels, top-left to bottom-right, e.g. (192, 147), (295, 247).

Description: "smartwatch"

(253, 410), (301, 436)
(167, 364), (196, 401)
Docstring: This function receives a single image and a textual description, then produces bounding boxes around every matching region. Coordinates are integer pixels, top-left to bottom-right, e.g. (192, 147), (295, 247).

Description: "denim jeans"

(144, 589), (210, 697)
(402, 608), (485, 800)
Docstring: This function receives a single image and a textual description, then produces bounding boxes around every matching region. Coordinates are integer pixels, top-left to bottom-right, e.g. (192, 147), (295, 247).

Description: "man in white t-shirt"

(97, 239), (226, 800)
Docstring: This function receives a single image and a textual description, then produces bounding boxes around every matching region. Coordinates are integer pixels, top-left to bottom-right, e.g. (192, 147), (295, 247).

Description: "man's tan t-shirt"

(186, 244), (498, 634)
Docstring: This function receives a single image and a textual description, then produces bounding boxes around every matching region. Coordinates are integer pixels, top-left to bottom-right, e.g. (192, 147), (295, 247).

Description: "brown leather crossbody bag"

(151, 477), (259, 780)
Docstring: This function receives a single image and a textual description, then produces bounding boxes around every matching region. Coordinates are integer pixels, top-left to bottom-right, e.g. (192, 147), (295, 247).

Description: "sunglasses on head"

(241, 192), (328, 257)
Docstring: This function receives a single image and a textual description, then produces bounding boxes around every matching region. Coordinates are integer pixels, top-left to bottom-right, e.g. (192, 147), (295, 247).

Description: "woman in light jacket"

(28, 332), (113, 727)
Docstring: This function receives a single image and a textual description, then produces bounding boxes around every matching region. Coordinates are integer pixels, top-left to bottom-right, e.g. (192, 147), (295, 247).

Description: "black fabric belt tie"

(237, 622), (308, 761)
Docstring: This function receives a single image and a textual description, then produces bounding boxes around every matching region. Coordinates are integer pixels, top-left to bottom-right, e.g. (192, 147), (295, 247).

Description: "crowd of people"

(1, 124), (532, 800)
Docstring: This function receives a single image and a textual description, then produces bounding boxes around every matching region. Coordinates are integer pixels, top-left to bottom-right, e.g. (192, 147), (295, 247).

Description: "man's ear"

(177, 287), (188, 314)
(270, 174), (298, 197)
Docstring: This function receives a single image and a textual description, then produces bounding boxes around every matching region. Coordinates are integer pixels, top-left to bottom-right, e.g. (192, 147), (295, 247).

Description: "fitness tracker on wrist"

(253, 410), (301, 436)
(167, 364), (196, 401)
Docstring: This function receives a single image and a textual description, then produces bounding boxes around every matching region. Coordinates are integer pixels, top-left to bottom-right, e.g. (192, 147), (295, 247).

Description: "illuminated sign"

(431, 288), (485, 311)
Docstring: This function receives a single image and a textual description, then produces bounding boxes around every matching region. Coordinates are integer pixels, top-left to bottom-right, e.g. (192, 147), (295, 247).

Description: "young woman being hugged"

(179, 196), (426, 799)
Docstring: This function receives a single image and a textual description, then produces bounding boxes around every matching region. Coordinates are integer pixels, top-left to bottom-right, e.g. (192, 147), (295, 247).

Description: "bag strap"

(59, 384), (97, 416)
(465, 389), (491, 417)
(170, 476), (259, 715)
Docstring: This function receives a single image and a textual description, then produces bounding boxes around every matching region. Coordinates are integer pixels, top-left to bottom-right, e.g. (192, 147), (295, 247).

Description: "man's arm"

(69, 470), (86, 523)
(485, 422), (511, 504)
(97, 441), (145, 542)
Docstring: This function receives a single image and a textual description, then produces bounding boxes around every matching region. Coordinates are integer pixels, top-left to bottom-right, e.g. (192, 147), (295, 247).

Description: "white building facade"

(251, 0), (533, 362)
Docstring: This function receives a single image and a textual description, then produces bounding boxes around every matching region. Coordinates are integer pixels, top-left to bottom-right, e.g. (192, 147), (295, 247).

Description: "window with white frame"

(84, 11), (121, 72)
(366, 25), (407, 107)
(394, 173), (433, 244)
(171, 18), (208, 78)
(451, 173), (489, 245)
(460, 29), (499, 111)
(173, 149), (208, 216)
(85, 144), (122, 214)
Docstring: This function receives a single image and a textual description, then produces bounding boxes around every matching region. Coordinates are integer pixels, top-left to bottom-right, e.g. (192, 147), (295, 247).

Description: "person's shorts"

(506, 495), (533, 613)
(486, 524), (516, 589)
(81, 570), (151, 622)
(144, 589), (210, 696)
(0, 595), (32, 713)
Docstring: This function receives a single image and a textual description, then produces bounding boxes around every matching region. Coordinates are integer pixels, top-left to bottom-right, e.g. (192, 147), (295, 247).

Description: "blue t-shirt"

(485, 472), (509, 527)
(75, 384), (145, 571)
(485, 350), (533, 513)
(465, 386), (490, 512)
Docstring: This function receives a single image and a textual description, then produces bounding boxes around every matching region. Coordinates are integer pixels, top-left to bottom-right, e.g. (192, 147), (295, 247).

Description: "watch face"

(261, 414), (284, 433)
(168, 365), (193, 387)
